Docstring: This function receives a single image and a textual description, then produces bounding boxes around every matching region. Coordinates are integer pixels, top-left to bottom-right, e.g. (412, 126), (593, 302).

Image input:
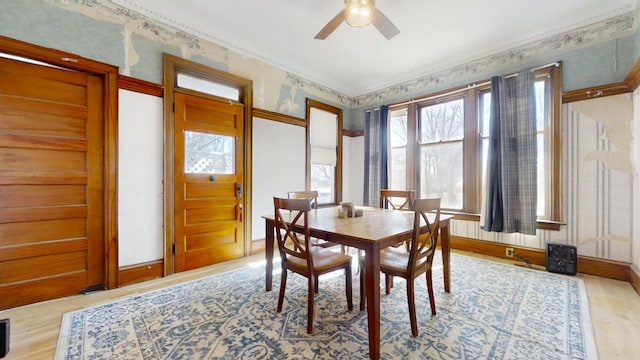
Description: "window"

(390, 64), (562, 223)
(418, 98), (465, 209)
(184, 131), (235, 174)
(389, 109), (407, 190)
(306, 99), (343, 205)
(177, 73), (240, 101)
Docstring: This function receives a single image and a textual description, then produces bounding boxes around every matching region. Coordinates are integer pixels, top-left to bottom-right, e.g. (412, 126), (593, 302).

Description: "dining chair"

(360, 197), (441, 337)
(376, 189), (416, 288)
(274, 197), (353, 334)
(380, 189), (415, 210)
(287, 190), (344, 252)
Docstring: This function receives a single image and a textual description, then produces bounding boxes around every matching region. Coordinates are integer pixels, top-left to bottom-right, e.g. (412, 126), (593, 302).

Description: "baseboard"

(118, 260), (164, 287)
(254, 235), (632, 282)
(631, 265), (640, 295)
(450, 236), (631, 281)
(251, 239), (278, 256)
(251, 239), (266, 255)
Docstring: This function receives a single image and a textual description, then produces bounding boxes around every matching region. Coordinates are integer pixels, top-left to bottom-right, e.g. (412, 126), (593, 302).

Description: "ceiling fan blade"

(314, 10), (345, 40)
(373, 9), (400, 40)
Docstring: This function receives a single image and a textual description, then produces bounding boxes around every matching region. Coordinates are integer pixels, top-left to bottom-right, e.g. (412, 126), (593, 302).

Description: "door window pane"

(184, 131), (235, 174)
(420, 142), (463, 210)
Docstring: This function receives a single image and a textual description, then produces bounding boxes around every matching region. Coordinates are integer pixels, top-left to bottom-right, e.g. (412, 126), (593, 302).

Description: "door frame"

(163, 53), (253, 275)
(0, 35), (120, 289)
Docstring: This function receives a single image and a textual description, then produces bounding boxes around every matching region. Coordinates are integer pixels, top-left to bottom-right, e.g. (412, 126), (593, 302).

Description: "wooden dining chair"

(274, 197), (353, 334)
(376, 189), (416, 287)
(360, 198), (441, 337)
(288, 190), (346, 254)
(287, 190), (320, 209)
(380, 189), (415, 210)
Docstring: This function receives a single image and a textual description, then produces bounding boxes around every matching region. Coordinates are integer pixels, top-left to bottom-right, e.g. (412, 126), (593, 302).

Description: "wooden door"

(174, 91), (244, 272)
(0, 57), (104, 309)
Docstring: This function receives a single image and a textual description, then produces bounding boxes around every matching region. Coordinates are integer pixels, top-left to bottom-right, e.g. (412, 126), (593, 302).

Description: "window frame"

(389, 64), (562, 227)
(416, 93), (470, 211)
(306, 98), (343, 205)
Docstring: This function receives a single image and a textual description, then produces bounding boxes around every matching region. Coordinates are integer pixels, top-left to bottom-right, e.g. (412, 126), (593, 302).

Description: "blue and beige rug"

(55, 253), (597, 359)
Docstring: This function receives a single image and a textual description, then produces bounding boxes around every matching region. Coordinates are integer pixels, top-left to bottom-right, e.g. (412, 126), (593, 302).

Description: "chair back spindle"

(408, 198), (441, 274)
(380, 189), (415, 210)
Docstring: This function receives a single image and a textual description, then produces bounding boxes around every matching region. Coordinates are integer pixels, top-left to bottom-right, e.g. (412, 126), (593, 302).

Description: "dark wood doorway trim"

(163, 53), (253, 276)
(0, 35), (119, 289)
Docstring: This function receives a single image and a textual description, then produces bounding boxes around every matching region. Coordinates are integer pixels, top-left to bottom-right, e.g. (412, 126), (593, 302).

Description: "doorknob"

(209, 175), (217, 182)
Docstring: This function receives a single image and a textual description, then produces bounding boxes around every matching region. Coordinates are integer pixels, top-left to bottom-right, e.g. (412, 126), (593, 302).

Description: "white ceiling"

(113, 0), (637, 97)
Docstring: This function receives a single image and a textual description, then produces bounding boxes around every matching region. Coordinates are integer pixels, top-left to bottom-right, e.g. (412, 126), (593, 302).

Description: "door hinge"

(172, 102), (175, 113)
(172, 243), (176, 254)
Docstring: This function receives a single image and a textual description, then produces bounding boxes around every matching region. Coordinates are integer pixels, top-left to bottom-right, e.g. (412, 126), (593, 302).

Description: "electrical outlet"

(506, 247), (514, 257)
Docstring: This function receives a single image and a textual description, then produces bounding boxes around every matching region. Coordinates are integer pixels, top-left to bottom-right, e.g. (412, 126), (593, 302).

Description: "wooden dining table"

(263, 206), (453, 360)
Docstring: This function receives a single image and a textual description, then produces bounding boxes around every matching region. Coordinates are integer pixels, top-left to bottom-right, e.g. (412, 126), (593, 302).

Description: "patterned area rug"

(55, 253), (597, 359)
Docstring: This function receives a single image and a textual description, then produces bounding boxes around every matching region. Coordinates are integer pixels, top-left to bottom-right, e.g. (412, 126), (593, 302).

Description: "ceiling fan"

(314, 0), (400, 40)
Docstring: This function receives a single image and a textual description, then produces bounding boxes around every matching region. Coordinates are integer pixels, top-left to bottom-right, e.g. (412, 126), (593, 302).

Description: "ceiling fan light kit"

(345, 0), (375, 27)
(314, 0), (399, 40)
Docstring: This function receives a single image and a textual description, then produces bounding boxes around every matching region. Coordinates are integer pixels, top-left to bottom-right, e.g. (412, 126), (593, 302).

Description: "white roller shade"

(310, 107), (338, 166)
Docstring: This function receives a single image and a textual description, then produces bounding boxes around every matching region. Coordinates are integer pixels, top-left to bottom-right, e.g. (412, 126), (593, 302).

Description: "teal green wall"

(2, 0), (126, 70)
(0, 0), (348, 119)
(347, 34), (638, 130)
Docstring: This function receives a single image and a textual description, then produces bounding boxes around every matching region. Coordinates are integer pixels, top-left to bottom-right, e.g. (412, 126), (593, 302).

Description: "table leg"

(364, 244), (381, 360)
(265, 219), (274, 292)
(441, 220), (450, 293)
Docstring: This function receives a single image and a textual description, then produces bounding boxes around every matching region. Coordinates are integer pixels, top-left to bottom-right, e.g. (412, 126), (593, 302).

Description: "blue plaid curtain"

(363, 106), (389, 207)
(482, 71), (537, 235)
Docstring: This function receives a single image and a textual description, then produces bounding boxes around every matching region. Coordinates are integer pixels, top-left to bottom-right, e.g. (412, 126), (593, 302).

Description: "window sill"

(440, 211), (564, 231)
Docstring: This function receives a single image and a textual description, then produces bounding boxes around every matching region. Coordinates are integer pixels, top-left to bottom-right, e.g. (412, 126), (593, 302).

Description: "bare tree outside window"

(310, 164), (335, 204)
(389, 112), (408, 190)
(385, 65), (560, 219)
(419, 99), (464, 209)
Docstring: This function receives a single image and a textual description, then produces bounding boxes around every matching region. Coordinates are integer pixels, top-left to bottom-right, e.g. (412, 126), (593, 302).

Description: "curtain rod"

(389, 61), (560, 109)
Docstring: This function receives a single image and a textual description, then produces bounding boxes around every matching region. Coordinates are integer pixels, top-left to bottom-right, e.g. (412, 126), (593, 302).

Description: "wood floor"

(0, 250), (638, 359)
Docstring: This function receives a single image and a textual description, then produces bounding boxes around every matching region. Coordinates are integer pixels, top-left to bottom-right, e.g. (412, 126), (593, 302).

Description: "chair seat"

(289, 247), (352, 274)
(380, 246), (429, 274)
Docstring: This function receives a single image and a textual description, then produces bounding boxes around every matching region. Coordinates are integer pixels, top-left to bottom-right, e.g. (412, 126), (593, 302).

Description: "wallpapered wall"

(1, 0), (349, 119)
(2, 0), (638, 126)
(2, 0), (639, 265)
(450, 94), (635, 263)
